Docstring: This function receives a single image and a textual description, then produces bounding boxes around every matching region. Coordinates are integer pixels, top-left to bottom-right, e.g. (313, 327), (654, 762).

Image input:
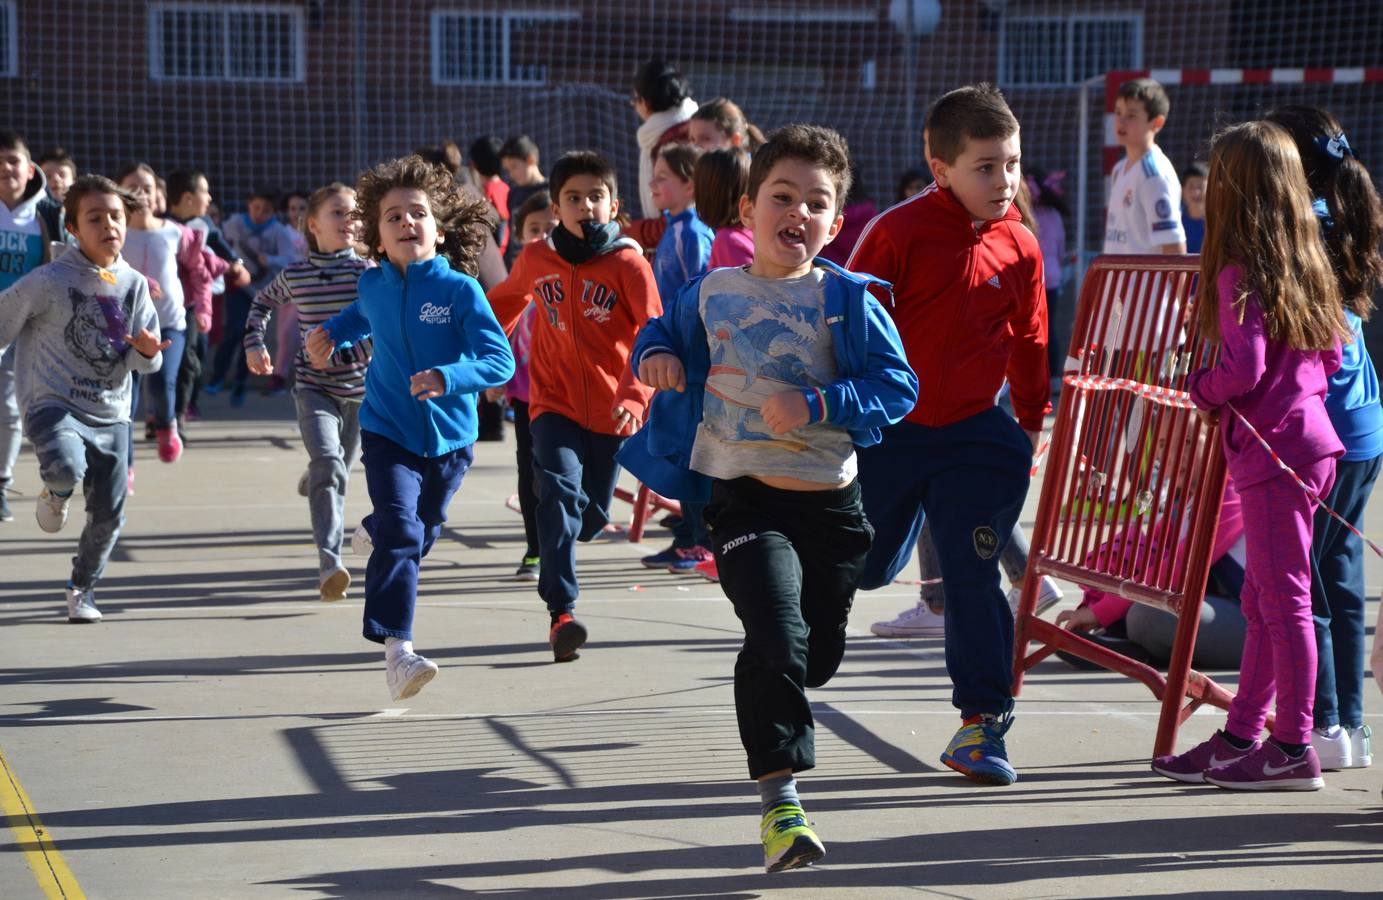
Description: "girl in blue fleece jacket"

(308, 155), (514, 701)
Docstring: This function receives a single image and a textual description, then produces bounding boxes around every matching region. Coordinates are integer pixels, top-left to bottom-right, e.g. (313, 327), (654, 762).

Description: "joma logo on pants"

(721, 532), (758, 554)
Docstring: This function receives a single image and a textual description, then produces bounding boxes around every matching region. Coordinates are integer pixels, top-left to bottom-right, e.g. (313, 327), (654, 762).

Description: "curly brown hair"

(352, 154), (492, 276)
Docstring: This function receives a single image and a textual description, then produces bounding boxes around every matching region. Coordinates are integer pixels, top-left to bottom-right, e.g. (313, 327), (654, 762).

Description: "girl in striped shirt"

(245, 184), (373, 601)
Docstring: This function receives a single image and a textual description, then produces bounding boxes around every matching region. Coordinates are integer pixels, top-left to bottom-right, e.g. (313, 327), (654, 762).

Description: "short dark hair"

(166, 169), (207, 208)
(37, 146), (75, 172)
(925, 83), (1019, 166)
(657, 142), (701, 182)
(114, 160), (156, 185)
(514, 189), (553, 238)
(63, 174), (140, 227)
(694, 147), (750, 229)
(468, 136), (504, 178)
(549, 150), (618, 200)
(248, 185), (279, 205)
(0, 131), (30, 157)
(633, 58), (690, 113)
(1117, 77), (1170, 120)
(353, 154), (493, 276)
(499, 135), (540, 164)
(746, 124), (853, 214)
(1181, 160), (1209, 181)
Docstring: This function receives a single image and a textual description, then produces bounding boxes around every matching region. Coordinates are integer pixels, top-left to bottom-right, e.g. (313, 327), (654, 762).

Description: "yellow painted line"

(0, 746), (84, 899)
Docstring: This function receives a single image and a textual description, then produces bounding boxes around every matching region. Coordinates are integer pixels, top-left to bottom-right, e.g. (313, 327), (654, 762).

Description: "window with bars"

(149, 4), (303, 83)
(431, 11), (580, 86)
(999, 14), (1142, 87)
(0, 2), (16, 77)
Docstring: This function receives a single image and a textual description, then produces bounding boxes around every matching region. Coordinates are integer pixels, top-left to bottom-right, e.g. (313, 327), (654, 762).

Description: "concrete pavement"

(2, 390), (1381, 898)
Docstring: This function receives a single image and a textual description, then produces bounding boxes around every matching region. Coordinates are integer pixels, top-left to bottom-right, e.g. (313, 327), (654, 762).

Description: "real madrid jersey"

(1103, 145), (1185, 254)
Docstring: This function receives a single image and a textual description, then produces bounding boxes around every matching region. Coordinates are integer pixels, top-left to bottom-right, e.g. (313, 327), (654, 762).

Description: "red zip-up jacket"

(847, 183), (1050, 432)
(488, 236), (661, 435)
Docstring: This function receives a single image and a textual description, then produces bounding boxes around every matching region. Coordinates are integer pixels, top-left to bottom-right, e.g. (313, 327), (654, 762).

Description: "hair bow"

(1317, 132), (1356, 162)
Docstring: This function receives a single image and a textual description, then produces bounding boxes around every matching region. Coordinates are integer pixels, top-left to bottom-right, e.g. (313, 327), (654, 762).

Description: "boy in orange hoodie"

(489, 151), (661, 661)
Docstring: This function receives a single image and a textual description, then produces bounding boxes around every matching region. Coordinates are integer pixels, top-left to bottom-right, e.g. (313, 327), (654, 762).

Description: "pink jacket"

(176, 225), (233, 326)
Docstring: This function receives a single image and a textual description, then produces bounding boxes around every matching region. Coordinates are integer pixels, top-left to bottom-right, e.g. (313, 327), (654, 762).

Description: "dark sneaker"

(640, 544), (681, 569)
(1204, 740), (1324, 791)
(549, 613), (587, 662)
(941, 708), (1017, 785)
(513, 556), (540, 582)
(1152, 730), (1258, 783)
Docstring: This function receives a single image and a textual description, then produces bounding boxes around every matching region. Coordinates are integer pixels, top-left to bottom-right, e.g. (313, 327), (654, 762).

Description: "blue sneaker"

(641, 544), (682, 569)
(940, 707), (1017, 785)
(202, 380), (224, 396)
(230, 384), (247, 407)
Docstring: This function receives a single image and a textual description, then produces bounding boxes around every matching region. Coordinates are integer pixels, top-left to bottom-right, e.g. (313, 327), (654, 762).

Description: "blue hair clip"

(1312, 196), (1335, 233)
(1317, 132), (1356, 162)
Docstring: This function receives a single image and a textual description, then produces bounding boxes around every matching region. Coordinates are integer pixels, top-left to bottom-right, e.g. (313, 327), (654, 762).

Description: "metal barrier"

(1011, 254), (1245, 758)
(612, 485), (681, 543)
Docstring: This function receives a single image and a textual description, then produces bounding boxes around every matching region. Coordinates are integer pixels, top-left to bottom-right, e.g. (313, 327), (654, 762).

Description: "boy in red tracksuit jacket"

(847, 83), (1049, 787)
(488, 150), (661, 662)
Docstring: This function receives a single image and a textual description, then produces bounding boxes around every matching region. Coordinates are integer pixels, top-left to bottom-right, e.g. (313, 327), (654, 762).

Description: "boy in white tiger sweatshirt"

(0, 175), (166, 623)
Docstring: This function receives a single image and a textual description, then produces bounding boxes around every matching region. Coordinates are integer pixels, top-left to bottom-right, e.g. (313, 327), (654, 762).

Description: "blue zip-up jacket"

(323, 256), (514, 458)
(652, 207), (714, 305)
(1326, 310), (1383, 462)
(617, 257), (918, 502)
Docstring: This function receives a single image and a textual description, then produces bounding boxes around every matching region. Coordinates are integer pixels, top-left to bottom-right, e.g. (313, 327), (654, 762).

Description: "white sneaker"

(351, 523), (373, 556)
(386, 651), (438, 701)
(36, 487), (70, 533)
(1312, 725), (1352, 770)
(319, 566), (351, 602)
(1008, 576), (1065, 618)
(65, 585), (101, 623)
(297, 470), (311, 497)
(870, 602), (945, 638)
(1347, 724), (1373, 768)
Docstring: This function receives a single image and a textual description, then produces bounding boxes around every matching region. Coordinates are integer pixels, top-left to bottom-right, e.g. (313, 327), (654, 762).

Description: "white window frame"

(0, 2), (17, 78)
(998, 13), (1143, 87)
(149, 3), (305, 84)
(430, 10), (580, 86)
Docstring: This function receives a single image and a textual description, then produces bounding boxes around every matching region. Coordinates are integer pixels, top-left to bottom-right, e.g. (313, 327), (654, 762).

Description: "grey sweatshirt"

(0, 247), (162, 426)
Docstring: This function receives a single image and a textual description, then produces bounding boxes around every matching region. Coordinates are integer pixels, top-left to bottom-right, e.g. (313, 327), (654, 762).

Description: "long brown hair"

(691, 98), (766, 152)
(1196, 121), (1345, 349)
(1264, 106), (1383, 320)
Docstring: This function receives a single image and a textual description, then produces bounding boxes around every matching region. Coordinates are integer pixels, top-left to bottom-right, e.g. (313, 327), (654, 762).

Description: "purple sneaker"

(1203, 740), (1323, 791)
(1151, 730), (1259, 783)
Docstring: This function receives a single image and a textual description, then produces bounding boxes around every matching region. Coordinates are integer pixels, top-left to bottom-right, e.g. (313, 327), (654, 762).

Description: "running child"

(306, 155), (514, 699)
(620, 124), (916, 871)
(1153, 120), (1347, 790)
(640, 142), (716, 574)
(0, 175), (166, 621)
(483, 189), (557, 581)
(847, 84), (1050, 786)
(487, 150), (660, 662)
(247, 183), (373, 601)
(1264, 105), (1383, 772)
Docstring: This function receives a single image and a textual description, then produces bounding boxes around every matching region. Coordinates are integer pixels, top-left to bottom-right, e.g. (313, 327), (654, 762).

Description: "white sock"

(384, 637), (413, 662)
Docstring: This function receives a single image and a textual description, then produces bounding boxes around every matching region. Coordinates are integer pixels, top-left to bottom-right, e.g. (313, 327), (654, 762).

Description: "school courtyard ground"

(2, 391), (1380, 899)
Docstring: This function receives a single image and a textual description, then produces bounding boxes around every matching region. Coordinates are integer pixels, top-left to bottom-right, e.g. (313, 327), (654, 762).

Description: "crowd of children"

(3, 58), (1383, 873)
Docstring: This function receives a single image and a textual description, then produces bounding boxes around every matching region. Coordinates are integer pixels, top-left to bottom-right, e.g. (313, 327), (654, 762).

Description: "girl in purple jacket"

(1153, 120), (1348, 791)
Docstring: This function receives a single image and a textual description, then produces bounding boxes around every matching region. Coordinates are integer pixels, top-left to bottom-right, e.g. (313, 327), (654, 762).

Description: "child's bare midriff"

(752, 473), (850, 492)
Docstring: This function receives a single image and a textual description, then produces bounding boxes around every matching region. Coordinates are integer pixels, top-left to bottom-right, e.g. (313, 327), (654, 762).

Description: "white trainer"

(65, 585), (101, 623)
(36, 487), (71, 533)
(351, 523), (373, 556)
(387, 651), (438, 701)
(1008, 576), (1065, 618)
(1312, 725), (1351, 770)
(319, 566), (351, 602)
(870, 602), (945, 638)
(1347, 724), (1373, 768)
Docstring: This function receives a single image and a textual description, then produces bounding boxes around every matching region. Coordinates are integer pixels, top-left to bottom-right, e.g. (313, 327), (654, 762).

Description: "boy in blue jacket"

(307, 156), (514, 701)
(620, 125), (916, 873)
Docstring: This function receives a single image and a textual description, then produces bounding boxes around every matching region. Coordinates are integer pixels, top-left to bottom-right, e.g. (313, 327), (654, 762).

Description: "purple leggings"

(1227, 458), (1335, 746)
